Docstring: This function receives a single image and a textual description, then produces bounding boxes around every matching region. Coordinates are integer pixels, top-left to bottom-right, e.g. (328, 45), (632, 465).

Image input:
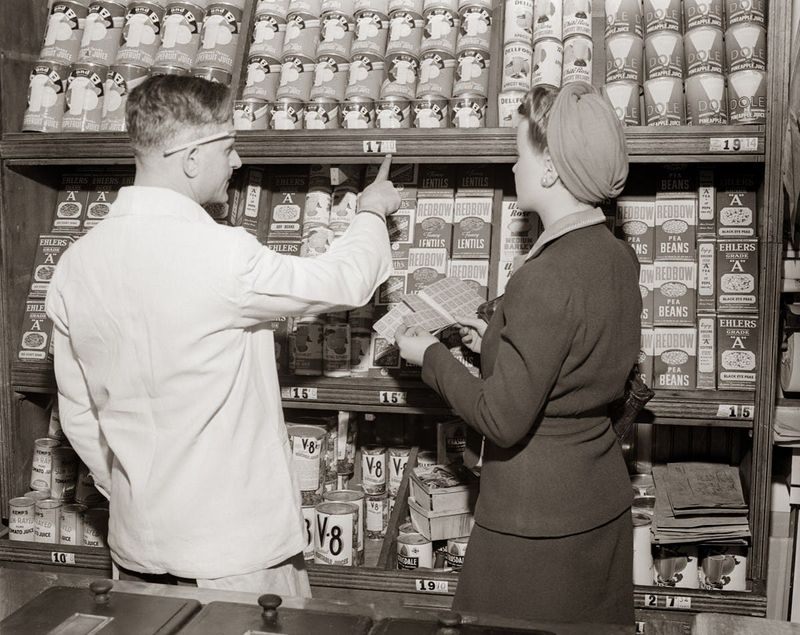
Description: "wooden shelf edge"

(0, 539), (111, 570)
(634, 584), (767, 617)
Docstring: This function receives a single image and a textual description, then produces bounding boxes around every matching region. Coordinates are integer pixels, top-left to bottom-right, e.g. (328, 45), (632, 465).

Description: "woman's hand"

(454, 314), (487, 354)
(395, 325), (439, 367)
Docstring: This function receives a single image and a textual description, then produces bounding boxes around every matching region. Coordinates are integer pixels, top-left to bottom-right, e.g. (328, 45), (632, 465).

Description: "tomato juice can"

(727, 68), (766, 123)
(9, 497), (36, 542)
(684, 0), (723, 29)
(249, 11), (287, 59)
(352, 10), (390, 56)
(725, 22), (767, 73)
(75, 464), (105, 506)
(40, 0), (91, 65)
(643, 76), (684, 125)
(324, 489), (365, 560)
(685, 72), (727, 124)
(318, 11), (354, 59)
(34, 499), (62, 544)
(62, 61), (108, 132)
(562, 34), (593, 85)
(383, 52), (421, 100)
(243, 54), (281, 101)
(386, 10), (425, 55)
(23, 61), (69, 133)
(413, 94), (449, 127)
(604, 79), (641, 126)
(644, 30), (683, 80)
(314, 501), (358, 565)
(310, 55), (349, 101)
(154, 1), (206, 69)
(501, 41), (533, 91)
(361, 444), (387, 494)
(82, 507), (109, 547)
(115, 1), (167, 68)
(31, 438), (61, 491)
(503, 0), (534, 45)
(288, 423), (328, 495)
(100, 63), (149, 131)
(366, 491), (389, 539)
(233, 98), (269, 130)
(416, 50), (454, 98)
(50, 446), (79, 502)
(533, 37), (563, 86)
(193, 2), (244, 73)
(301, 501), (317, 560)
(292, 316), (324, 372)
(453, 48), (490, 96)
(277, 54), (316, 101)
(604, 0), (642, 38)
(684, 26), (724, 76)
(642, 0), (682, 35)
(345, 53), (385, 100)
(59, 503), (86, 545)
(562, 0), (591, 39)
(79, 0), (128, 65)
(376, 96), (413, 127)
(451, 93), (486, 127)
(421, 7), (460, 54)
(397, 532), (433, 569)
(533, 0), (562, 43)
(387, 446), (411, 495)
(724, 0), (767, 28)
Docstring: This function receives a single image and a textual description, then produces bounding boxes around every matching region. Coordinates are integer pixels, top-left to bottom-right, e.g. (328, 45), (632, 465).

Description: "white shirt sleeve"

(233, 212), (393, 324)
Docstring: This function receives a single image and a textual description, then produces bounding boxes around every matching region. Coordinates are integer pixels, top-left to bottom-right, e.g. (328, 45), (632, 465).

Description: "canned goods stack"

(723, 0), (767, 124)
(641, 0), (684, 126)
(498, 0), (532, 127)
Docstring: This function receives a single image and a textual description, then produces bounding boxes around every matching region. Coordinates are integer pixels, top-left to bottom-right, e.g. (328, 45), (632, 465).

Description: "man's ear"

(182, 146), (201, 179)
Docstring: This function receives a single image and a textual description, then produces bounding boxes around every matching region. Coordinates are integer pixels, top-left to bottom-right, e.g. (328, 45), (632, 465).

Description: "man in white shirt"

(45, 75), (399, 594)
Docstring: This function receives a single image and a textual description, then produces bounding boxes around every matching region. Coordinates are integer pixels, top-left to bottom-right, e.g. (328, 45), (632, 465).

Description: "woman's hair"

(126, 75), (232, 154)
(517, 85), (559, 154)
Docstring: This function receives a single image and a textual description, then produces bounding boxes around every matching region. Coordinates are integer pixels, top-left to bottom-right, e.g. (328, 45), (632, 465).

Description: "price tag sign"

(665, 595), (692, 609)
(643, 594), (658, 608)
(363, 140), (397, 154)
(709, 137), (759, 152)
(282, 387), (318, 400)
(378, 390), (407, 405)
(716, 404), (753, 420)
(51, 552), (76, 565)
(415, 579), (449, 593)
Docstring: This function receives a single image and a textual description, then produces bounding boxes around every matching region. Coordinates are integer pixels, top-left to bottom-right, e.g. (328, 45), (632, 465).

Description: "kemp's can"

(154, 1), (206, 70)
(345, 53), (384, 100)
(352, 10), (390, 56)
(249, 11), (287, 59)
(288, 423), (328, 494)
(644, 30), (683, 80)
(277, 54), (316, 101)
(59, 503), (86, 546)
(318, 11), (354, 58)
(9, 497), (36, 542)
(233, 98), (269, 130)
(340, 97), (375, 128)
(397, 532), (433, 569)
(725, 0), (767, 28)
(532, 0), (562, 43)
(684, 26), (724, 76)
(82, 508), (109, 547)
(604, 0), (642, 38)
(79, 1), (127, 65)
(457, 5), (492, 52)
(642, 0), (682, 35)
(533, 38), (563, 87)
(383, 52), (422, 100)
(416, 50), (454, 98)
(421, 7), (459, 53)
(283, 13), (321, 60)
(31, 438), (61, 491)
(503, 0), (533, 45)
(23, 61), (69, 133)
(376, 96), (412, 127)
(34, 499), (62, 544)
(725, 22), (767, 73)
(501, 41), (533, 91)
(100, 63), (148, 131)
(562, 0), (592, 39)
(115, 1), (166, 68)
(50, 446), (79, 502)
(190, 65), (232, 83)
(686, 72), (727, 124)
(62, 61), (108, 132)
(243, 54), (281, 101)
(562, 35), (592, 85)
(605, 33), (642, 83)
(605, 79), (641, 126)
(314, 501), (358, 566)
(194, 2), (244, 73)
(727, 69), (766, 124)
(310, 54), (349, 101)
(413, 94), (449, 127)
(684, 0), (723, 29)
(453, 48), (490, 96)
(644, 76), (684, 125)
(451, 94), (487, 128)
(75, 464), (105, 506)
(40, 0), (90, 65)
(387, 10), (425, 55)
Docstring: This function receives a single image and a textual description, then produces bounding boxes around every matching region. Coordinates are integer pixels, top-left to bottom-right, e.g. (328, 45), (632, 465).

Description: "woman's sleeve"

(421, 268), (574, 448)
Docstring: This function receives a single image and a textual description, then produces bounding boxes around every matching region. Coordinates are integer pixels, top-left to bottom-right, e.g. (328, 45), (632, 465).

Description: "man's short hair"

(126, 75), (232, 153)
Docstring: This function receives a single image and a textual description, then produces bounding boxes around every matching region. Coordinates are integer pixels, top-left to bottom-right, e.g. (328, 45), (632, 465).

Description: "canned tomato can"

(387, 446), (411, 496)
(684, 26), (724, 76)
(40, 0), (91, 65)
(501, 41), (533, 91)
(23, 61), (70, 133)
(533, 37), (563, 86)
(644, 30), (683, 80)
(249, 11), (287, 59)
(59, 503), (87, 545)
(532, 0), (562, 43)
(100, 63), (148, 131)
(322, 0), (354, 13)
(256, 0), (291, 18)
(416, 50), (454, 98)
(422, 7), (460, 53)
(361, 444), (387, 494)
(725, 22), (767, 73)
(233, 98), (270, 130)
(288, 423), (328, 494)
(604, 79), (641, 125)
(642, 0), (682, 35)
(562, 35), (593, 85)
(632, 511), (653, 585)
(390, 0), (423, 12)
(154, 1), (206, 69)
(79, 1), (128, 65)
(503, 0), (533, 45)
(604, 0), (642, 37)
(9, 497), (36, 542)
(376, 96), (413, 127)
(340, 97), (376, 127)
(51, 446), (79, 502)
(314, 501), (358, 565)
(323, 321), (351, 376)
(383, 52), (421, 99)
(445, 536), (469, 570)
(324, 489), (365, 559)
(725, 0), (767, 28)
(366, 491), (389, 539)
(310, 55), (349, 101)
(190, 65), (232, 82)
(562, 0), (591, 39)
(305, 97), (340, 128)
(82, 507), (109, 547)
(413, 94), (449, 127)
(605, 33), (642, 83)
(75, 464), (105, 506)
(397, 532), (433, 569)
(653, 544), (699, 588)
(283, 13), (322, 58)
(34, 499), (62, 544)
(352, 10), (390, 56)
(62, 62), (108, 132)
(453, 48), (490, 96)
(457, 5), (492, 53)
(386, 10), (425, 55)
(345, 53), (384, 100)
(451, 93), (486, 127)
(277, 54), (316, 100)
(292, 316), (324, 372)
(684, 0), (723, 29)
(301, 501), (317, 560)
(243, 54), (281, 101)
(727, 68), (766, 123)
(318, 11), (354, 58)
(194, 2), (244, 73)
(643, 76), (684, 125)
(31, 438), (61, 491)
(115, 1), (166, 68)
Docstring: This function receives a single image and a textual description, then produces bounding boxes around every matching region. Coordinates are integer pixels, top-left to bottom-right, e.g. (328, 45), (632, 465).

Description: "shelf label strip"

(708, 137), (759, 152)
(51, 551), (76, 565)
(363, 140), (397, 154)
(415, 579), (449, 593)
(643, 593), (692, 609)
(716, 404), (753, 420)
(378, 390), (407, 405)
(282, 387), (318, 400)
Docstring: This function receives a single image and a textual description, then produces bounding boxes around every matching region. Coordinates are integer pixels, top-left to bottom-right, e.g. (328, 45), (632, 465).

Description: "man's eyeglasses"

(162, 130), (236, 157)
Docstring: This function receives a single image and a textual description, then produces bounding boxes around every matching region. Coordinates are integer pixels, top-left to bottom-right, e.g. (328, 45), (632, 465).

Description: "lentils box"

(452, 197), (492, 259)
(653, 327), (697, 390)
(717, 315), (759, 391)
(414, 197), (454, 251)
(448, 259), (489, 300)
(406, 248), (448, 293)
